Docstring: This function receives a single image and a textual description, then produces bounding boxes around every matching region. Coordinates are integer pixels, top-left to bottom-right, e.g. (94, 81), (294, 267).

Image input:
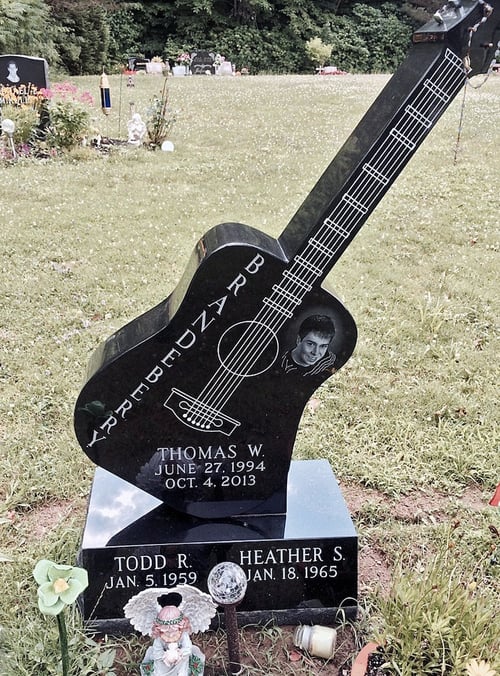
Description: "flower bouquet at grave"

(0, 83), (46, 154)
(0, 81), (95, 157)
(176, 53), (192, 66)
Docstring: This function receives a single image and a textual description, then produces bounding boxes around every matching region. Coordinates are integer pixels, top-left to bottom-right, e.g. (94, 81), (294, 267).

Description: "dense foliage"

(0, 0), (441, 74)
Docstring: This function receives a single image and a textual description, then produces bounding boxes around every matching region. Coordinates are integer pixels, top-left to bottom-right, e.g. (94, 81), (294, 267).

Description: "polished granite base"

(78, 459), (357, 633)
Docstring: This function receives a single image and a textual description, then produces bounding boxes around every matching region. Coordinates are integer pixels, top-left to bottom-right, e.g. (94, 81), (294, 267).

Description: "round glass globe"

(207, 561), (247, 606)
(1, 118), (15, 135)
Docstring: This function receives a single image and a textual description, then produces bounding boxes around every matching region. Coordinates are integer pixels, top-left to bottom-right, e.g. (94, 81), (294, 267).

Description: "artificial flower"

(465, 658), (497, 676)
(33, 559), (88, 616)
(177, 53), (191, 65)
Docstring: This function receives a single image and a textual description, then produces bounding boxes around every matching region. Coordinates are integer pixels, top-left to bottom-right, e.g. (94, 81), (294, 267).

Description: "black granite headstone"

(190, 51), (215, 75)
(0, 54), (49, 89)
(75, 234), (359, 627)
(74, 236), (357, 520)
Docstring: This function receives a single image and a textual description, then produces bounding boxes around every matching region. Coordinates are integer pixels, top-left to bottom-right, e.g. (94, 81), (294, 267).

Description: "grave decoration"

(207, 562), (247, 674)
(127, 112), (147, 146)
(100, 70), (111, 115)
(33, 559), (89, 676)
(173, 53), (191, 76)
(124, 585), (217, 675)
(0, 54), (49, 89)
(1, 118), (16, 159)
(75, 2), (499, 633)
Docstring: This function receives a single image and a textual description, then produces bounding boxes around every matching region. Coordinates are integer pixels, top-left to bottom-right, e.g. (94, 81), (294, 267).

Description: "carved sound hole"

(217, 321), (279, 378)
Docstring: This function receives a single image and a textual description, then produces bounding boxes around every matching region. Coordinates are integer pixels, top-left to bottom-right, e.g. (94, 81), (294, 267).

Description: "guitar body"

(75, 222), (357, 518)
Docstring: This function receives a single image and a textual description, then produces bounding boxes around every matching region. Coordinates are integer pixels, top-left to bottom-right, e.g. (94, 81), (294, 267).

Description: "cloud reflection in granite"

(81, 469), (161, 548)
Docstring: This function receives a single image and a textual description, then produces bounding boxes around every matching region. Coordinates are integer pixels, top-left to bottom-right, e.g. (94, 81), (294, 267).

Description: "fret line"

(362, 163), (389, 185)
(272, 284), (302, 306)
(324, 218), (350, 238)
(405, 104), (432, 128)
(423, 78), (450, 103)
(282, 270), (313, 292)
(389, 128), (415, 150)
(343, 193), (368, 214)
(309, 237), (335, 257)
(444, 47), (465, 72)
(262, 297), (294, 318)
(294, 256), (323, 277)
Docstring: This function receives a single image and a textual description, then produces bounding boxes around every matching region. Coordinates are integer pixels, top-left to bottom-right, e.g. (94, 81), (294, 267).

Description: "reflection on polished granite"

(82, 459), (356, 547)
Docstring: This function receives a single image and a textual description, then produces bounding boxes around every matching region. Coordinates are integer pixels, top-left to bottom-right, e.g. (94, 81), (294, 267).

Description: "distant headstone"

(127, 56), (149, 72)
(0, 54), (49, 89)
(219, 61), (233, 76)
(190, 51), (215, 75)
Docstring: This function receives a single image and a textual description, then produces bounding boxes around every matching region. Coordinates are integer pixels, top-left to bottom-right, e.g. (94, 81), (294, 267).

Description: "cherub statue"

(124, 585), (217, 675)
(127, 112), (147, 145)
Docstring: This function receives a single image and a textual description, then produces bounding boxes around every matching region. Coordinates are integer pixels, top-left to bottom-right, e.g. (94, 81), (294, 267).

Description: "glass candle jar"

(293, 624), (337, 659)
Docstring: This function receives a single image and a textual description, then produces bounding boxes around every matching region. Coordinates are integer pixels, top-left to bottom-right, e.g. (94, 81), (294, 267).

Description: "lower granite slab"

(78, 459), (357, 633)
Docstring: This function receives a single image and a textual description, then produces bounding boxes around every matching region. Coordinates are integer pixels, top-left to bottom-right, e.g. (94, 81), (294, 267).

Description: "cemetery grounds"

(0, 71), (499, 674)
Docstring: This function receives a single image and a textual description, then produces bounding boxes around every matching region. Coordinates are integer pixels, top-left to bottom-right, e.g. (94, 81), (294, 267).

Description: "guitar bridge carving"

(164, 387), (241, 436)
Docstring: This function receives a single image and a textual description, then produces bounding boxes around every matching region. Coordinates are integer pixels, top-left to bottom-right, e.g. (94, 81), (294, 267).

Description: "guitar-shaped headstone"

(75, 1), (499, 518)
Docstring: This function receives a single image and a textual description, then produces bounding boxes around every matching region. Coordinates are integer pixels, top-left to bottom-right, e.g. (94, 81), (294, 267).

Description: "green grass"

(1, 72), (499, 674)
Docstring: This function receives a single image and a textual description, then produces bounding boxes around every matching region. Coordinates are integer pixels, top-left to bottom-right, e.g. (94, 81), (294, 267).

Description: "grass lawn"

(1, 71), (499, 674)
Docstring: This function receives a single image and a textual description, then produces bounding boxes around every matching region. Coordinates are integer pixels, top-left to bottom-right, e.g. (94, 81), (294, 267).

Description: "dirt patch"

(160, 623), (357, 676)
(391, 485), (487, 523)
(340, 484), (384, 515)
(340, 482), (491, 600)
(20, 497), (87, 539)
(341, 482), (489, 525)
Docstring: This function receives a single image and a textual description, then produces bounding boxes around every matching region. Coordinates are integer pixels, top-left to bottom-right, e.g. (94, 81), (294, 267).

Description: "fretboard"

(279, 44), (467, 278)
(186, 43), (470, 421)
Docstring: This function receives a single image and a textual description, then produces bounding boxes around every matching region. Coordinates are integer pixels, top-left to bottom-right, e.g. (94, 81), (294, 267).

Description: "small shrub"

(0, 104), (39, 145)
(371, 525), (500, 674)
(0, 81), (95, 156)
(306, 37), (333, 68)
(42, 83), (95, 151)
(145, 79), (175, 149)
(45, 100), (91, 150)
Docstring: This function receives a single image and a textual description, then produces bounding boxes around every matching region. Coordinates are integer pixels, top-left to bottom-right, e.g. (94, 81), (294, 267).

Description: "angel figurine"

(127, 112), (147, 145)
(124, 584), (218, 675)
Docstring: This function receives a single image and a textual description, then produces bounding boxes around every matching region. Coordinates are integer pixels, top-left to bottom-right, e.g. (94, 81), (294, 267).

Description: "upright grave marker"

(74, 2), (499, 633)
(190, 51), (215, 75)
(0, 54), (49, 89)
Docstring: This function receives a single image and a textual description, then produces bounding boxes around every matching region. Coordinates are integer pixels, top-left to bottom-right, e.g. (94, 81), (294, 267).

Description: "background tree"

(326, 2), (413, 72)
(106, 2), (143, 66)
(0, 0), (59, 65)
(0, 0), (442, 76)
(45, 0), (110, 75)
(305, 37), (333, 70)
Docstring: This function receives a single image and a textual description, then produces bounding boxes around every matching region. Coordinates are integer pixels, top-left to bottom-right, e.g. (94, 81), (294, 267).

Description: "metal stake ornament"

(1, 118), (16, 160)
(207, 562), (248, 675)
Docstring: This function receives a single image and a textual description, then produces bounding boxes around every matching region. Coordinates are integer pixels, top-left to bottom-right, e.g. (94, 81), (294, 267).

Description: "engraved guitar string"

(178, 49), (467, 431)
